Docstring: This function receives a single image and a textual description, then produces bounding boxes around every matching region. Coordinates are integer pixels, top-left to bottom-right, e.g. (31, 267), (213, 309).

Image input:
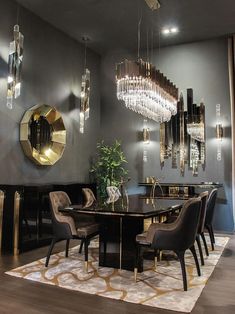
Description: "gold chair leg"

(134, 267), (138, 282)
(157, 250), (163, 261)
(154, 256), (158, 270)
(85, 261), (88, 272)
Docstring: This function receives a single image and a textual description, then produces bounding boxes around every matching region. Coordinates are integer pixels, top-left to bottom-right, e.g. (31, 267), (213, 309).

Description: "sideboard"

(0, 183), (96, 255)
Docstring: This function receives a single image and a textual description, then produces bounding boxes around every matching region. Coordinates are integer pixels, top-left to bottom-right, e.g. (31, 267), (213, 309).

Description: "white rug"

(6, 236), (229, 313)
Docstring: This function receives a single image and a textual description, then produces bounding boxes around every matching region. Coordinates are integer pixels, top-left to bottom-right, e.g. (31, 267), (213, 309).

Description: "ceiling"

(16, 0), (235, 55)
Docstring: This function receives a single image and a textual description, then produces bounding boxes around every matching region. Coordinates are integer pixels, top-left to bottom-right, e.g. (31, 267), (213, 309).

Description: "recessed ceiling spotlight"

(162, 27), (179, 35)
(162, 28), (170, 35)
(170, 27), (179, 33)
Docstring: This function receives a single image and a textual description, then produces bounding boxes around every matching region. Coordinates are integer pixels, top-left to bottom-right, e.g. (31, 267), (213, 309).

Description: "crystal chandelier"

(187, 122), (205, 142)
(7, 24), (24, 109)
(116, 59), (178, 123)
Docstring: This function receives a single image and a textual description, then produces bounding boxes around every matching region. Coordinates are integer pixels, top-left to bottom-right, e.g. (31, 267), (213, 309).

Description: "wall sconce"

(143, 127), (150, 144)
(143, 119), (150, 162)
(216, 104), (223, 161)
(216, 123), (223, 140)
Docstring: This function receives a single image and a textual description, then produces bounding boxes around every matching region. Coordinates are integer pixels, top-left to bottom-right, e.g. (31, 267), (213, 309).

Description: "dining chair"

(45, 191), (99, 271)
(195, 191), (209, 265)
(134, 197), (202, 291)
(205, 189), (218, 251)
(165, 192), (209, 265)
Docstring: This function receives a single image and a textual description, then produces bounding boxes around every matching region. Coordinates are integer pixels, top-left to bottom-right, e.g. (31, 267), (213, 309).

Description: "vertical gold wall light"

(216, 104), (223, 161)
(143, 119), (150, 162)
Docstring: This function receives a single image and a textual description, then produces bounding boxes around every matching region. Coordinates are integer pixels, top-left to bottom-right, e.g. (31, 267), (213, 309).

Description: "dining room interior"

(0, 0), (235, 313)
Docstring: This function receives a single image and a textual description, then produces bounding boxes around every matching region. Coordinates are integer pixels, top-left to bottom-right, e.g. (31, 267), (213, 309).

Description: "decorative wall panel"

(160, 89), (206, 176)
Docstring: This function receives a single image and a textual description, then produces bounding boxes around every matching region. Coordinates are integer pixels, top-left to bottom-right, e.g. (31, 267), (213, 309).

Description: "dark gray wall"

(101, 38), (234, 232)
(0, 0), (101, 184)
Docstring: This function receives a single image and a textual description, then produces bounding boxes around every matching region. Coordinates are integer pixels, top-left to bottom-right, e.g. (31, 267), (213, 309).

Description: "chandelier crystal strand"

(187, 122), (205, 142)
(116, 59), (178, 122)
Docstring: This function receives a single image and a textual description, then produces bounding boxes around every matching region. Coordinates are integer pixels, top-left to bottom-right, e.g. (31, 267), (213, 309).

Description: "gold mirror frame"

(20, 104), (66, 166)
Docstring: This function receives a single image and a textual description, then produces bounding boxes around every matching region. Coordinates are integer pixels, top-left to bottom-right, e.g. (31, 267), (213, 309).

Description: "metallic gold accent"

(85, 261), (88, 272)
(143, 128), (150, 143)
(144, 218), (152, 231)
(119, 217), (122, 270)
(169, 186), (179, 197)
(0, 190), (5, 254)
(13, 191), (21, 256)
(134, 267), (138, 282)
(145, 0), (161, 10)
(184, 187), (189, 197)
(159, 215), (165, 223)
(160, 90), (206, 176)
(154, 256), (158, 270)
(216, 124), (223, 140)
(145, 177), (150, 183)
(20, 104), (66, 166)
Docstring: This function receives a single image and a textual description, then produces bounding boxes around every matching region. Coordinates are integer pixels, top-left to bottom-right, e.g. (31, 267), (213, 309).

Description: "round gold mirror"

(20, 104), (66, 166)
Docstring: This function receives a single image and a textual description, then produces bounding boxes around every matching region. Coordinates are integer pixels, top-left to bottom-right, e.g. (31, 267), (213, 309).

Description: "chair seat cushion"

(136, 232), (151, 245)
(76, 223), (99, 238)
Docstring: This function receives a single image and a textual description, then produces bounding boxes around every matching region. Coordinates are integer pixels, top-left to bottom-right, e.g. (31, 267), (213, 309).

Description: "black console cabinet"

(0, 183), (96, 254)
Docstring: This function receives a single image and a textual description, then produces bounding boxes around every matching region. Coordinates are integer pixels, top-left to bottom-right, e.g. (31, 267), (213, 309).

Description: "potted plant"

(90, 140), (128, 202)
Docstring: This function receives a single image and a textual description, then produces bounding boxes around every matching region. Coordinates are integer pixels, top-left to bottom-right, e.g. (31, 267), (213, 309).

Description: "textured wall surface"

(100, 39), (234, 232)
(0, 0), (233, 232)
(0, 0), (101, 185)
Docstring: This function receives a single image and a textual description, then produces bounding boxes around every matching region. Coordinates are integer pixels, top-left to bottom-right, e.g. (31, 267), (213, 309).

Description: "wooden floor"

(0, 235), (235, 314)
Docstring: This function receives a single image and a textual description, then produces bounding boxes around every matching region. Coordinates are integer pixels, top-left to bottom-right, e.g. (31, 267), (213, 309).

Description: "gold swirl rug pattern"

(6, 236), (229, 313)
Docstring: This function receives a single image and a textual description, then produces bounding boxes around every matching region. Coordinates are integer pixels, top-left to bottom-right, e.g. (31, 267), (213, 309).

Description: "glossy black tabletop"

(62, 195), (185, 218)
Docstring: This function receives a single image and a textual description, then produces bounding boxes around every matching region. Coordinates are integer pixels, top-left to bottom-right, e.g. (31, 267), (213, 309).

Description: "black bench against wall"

(0, 183), (96, 254)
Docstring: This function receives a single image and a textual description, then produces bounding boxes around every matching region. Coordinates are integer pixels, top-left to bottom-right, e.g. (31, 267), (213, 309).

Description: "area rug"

(6, 236), (229, 313)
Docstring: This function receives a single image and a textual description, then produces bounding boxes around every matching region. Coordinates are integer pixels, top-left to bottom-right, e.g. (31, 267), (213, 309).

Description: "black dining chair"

(134, 197), (202, 291)
(165, 192), (210, 265)
(195, 191), (209, 265)
(45, 191), (99, 271)
(205, 189), (218, 251)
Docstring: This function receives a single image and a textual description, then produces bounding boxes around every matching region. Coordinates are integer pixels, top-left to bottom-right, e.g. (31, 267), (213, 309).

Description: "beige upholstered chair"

(82, 188), (97, 208)
(45, 191), (99, 271)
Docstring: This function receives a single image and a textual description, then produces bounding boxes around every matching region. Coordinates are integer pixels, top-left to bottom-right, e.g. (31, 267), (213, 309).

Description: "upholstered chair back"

(82, 188), (96, 208)
(151, 197), (201, 251)
(205, 189), (218, 225)
(197, 191), (209, 234)
(49, 191), (77, 238)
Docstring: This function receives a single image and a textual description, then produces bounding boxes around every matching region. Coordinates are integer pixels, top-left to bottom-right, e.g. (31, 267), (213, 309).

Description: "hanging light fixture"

(80, 37), (90, 134)
(7, 24), (24, 109)
(187, 101), (205, 143)
(115, 3), (178, 123)
(116, 59), (178, 122)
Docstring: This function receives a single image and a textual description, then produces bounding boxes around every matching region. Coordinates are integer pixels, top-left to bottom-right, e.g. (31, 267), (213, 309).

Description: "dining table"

(61, 195), (185, 271)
